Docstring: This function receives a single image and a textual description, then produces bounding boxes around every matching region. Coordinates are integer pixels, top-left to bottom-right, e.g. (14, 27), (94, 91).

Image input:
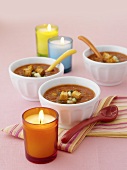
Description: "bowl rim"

(83, 45), (127, 66)
(38, 76), (101, 107)
(8, 57), (64, 80)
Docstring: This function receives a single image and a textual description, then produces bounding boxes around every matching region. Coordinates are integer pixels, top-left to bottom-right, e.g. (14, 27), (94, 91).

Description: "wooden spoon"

(61, 105), (118, 143)
(46, 49), (77, 72)
(78, 35), (103, 61)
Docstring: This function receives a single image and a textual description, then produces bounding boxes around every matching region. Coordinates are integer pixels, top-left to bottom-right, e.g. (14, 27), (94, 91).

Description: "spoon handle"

(46, 49), (77, 72)
(78, 36), (102, 60)
(61, 115), (101, 143)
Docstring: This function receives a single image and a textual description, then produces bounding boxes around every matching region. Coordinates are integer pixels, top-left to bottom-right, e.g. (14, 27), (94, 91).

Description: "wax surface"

(25, 114), (55, 124)
(50, 39), (70, 45)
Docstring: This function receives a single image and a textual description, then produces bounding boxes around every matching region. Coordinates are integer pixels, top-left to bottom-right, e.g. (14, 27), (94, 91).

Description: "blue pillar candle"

(48, 36), (73, 73)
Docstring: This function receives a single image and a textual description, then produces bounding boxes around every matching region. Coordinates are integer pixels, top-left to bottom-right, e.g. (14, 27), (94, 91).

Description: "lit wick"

(47, 24), (51, 31)
(39, 110), (44, 124)
(60, 37), (64, 44)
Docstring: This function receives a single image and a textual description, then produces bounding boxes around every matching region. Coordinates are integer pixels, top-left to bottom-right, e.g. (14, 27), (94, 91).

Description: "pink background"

(0, 0), (127, 169)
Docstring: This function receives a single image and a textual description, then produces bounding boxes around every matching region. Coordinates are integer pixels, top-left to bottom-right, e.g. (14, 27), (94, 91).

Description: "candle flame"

(39, 110), (44, 124)
(47, 24), (51, 31)
(60, 37), (64, 44)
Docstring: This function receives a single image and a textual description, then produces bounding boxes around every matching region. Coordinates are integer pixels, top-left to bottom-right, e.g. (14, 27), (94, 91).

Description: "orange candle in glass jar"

(22, 107), (58, 164)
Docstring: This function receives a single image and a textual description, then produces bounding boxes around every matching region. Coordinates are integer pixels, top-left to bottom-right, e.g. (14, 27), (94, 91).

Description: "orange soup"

(88, 52), (127, 63)
(43, 84), (95, 104)
(14, 63), (59, 77)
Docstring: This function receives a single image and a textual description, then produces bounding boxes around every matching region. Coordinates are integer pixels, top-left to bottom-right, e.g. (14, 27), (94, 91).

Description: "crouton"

(23, 65), (33, 77)
(72, 91), (81, 99)
(103, 53), (119, 63)
(103, 52), (112, 62)
(35, 66), (45, 76)
(59, 91), (68, 101)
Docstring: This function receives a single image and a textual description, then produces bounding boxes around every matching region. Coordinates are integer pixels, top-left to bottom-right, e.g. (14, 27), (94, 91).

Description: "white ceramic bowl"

(9, 57), (64, 101)
(83, 45), (127, 86)
(38, 76), (100, 129)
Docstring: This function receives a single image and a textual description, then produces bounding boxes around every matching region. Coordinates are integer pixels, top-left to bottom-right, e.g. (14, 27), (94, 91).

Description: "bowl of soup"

(9, 57), (64, 101)
(83, 45), (127, 86)
(38, 76), (100, 129)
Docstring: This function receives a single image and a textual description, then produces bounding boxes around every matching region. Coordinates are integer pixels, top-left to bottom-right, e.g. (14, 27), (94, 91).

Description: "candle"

(25, 111), (55, 124)
(35, 24), (58, 57)
(48, 36), (73, 73)
(22, 107), (58, 164)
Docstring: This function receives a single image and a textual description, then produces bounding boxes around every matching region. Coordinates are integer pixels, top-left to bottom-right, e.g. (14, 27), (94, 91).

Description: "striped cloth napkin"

(1, 96), (127, 153)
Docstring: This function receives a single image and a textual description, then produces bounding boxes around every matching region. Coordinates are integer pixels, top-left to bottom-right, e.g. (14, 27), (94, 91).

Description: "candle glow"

(39, 110), (44, 124)
(47, 24), (51, 31)
(60, 37), (65, 44)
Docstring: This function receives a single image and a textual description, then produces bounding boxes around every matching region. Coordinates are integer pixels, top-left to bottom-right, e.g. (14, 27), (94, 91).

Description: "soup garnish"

(88, 52), (127, 63)
(43, 84), (95, 104)
(14, 64), (59, 77)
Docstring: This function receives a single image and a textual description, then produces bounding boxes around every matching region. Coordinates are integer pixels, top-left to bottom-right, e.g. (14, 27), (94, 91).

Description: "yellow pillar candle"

(35, 24), (58, 57)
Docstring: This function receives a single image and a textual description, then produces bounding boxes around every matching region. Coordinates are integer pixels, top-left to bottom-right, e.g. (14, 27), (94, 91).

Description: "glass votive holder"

(35, 24), (58, 57)
(22, 107), (58, 164)
(48, 36), (73, 73)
